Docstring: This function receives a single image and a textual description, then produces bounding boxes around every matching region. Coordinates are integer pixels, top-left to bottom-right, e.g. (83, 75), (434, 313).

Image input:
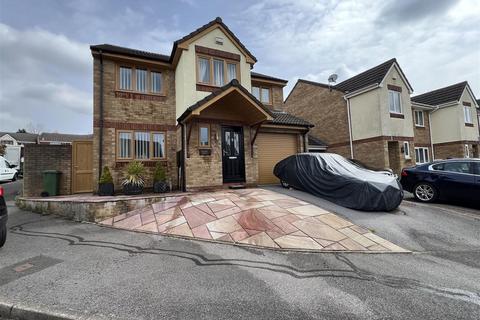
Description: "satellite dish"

(328, 74), (338, 83)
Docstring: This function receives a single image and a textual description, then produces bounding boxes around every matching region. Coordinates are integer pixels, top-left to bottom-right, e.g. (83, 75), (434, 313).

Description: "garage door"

(257, 133), (298, 184)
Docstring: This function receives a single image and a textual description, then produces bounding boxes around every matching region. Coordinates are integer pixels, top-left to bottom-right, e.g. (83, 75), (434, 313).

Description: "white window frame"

(415, 147), (429, 164)
(414, 110), (424, 127)
(403, 141), (410, 159)
(388, 90), (402, 114)
(463, 105), (472, 124)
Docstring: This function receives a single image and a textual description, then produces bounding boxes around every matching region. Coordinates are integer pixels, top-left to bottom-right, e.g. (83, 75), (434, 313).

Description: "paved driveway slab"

(99, 188), (408, 253)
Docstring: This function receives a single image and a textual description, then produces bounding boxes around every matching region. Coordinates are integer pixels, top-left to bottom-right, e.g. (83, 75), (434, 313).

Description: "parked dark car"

(0, 185), (7, 247)
(274, 153), (403, 211)
(400, 158), (480, 204)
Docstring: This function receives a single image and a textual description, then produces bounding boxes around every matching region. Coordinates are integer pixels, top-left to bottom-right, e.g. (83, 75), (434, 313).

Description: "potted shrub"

(153, 162), (169, 193)
(122, 161), (145, 195)
(98, 166), (114, 196)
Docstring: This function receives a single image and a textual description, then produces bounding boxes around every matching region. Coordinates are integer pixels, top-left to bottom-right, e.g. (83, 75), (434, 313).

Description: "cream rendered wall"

(378, 66), (414, 138)
(175, 27), (252, 120)
(349, 88), (382, 140)
(430, 106), (462, 143)
(458, 88), (479, 141)
(430, 88), (479, 144)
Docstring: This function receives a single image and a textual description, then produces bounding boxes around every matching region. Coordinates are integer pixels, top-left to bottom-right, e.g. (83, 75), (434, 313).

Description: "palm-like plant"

(122, 161), (145, 187)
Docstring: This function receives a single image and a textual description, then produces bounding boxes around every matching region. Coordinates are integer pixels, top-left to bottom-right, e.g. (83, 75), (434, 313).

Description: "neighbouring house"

(38, 132), (93, 145)
(0, 132), (38, 146)
(90, 17), (312, 192)
(307, 135), (328, 152)
(411, 81), (479, 159)
(283, 58), (415, 174)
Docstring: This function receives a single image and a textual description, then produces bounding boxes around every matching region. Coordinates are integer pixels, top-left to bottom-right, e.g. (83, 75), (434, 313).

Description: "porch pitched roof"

(177, 79), (274, 123)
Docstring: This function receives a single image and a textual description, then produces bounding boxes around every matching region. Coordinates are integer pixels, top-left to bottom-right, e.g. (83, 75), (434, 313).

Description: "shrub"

(153, 162), (166, 182)
(122, 161), (145, 187)
(99, 166), (113, 184)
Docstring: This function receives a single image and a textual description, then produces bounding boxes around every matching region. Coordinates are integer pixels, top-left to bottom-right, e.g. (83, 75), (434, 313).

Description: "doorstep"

(99, 188), (410, 253)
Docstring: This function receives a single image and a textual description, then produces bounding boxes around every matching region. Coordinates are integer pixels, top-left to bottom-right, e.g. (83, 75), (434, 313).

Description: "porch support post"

(186, 120), (193, 158)
(250, 120), (265, 157)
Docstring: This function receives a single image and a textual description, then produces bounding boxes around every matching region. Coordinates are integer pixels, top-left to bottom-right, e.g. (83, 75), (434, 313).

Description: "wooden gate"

(72, 140), (93, 193)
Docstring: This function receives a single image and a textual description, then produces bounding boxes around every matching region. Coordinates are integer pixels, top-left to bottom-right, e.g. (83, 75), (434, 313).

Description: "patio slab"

(99, 188), (409, 253)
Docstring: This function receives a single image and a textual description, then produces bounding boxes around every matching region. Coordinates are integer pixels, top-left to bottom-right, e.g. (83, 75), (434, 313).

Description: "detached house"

(90, 17), (312, 192)
(284, 58), (415, 173)
(411, 81), (479, 159)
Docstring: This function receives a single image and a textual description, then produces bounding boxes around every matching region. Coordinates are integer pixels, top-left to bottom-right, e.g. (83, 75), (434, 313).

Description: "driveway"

(264, 185), (480, 255)
(1, 203), (479, 320)
(99, 188), (406, 252)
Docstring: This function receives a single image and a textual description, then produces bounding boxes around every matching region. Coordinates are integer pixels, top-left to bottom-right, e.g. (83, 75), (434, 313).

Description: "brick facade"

(185, 122), (258, 190)
(434, 141), (480, 159)
(283, 81), (350, 147)
(92, 58), (178, 192)
(23, 144), (72, 197)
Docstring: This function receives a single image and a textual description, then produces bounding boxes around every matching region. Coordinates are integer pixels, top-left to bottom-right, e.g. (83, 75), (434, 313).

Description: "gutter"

(344, 96), (354, 158)
(428, 106), (440, 160)
(98, 50), (104, 180)
(181, 123), (186, 192)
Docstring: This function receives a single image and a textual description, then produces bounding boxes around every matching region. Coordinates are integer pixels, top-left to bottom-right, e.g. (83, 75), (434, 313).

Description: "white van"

(0, 156), (18, 182)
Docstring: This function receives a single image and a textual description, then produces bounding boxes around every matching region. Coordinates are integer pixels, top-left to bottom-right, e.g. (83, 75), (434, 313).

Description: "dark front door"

(222, 126), (245, 183)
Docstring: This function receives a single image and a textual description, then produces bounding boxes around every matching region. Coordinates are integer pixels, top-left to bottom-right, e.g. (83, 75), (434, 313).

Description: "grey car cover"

(274, 153), (403, 211)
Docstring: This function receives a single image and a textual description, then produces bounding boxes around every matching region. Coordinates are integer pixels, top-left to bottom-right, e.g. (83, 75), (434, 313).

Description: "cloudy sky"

(0, 0), (479, 134)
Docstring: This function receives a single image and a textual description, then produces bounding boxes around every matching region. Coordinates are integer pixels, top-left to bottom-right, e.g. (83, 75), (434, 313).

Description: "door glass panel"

(224, 131), (231, 156)
(233, 132), (240, 156)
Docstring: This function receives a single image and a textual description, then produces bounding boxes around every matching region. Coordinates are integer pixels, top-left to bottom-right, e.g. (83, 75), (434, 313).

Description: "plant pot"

(98, 183), (114, 196)
(123, 183), (143, 195)
(153, 181), (170, 193)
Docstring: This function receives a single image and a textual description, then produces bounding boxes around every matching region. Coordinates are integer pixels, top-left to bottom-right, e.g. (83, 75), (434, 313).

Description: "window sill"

(115, 159), (167, 168)
(415, 125), (425, 128)
(465, 123), (474, 127)
(114, 90), (166, 101)
(390, 113), (405, 119)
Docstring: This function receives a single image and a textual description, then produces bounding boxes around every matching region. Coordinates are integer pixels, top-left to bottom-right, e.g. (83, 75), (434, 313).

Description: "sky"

(0, 0), (479, 134)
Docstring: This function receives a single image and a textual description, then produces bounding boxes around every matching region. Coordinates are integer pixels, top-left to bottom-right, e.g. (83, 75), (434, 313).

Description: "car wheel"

(0, 225), (6, 248)
(413, 182), (438, 203)
(280, 180), (290, 188)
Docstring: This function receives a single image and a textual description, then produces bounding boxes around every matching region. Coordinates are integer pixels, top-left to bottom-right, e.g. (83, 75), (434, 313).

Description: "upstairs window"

(196, 55), (238, 87)
(388, 90), (402, 114)
(118, 65), (164, 95)
(151, 71), (163, 93)
(252, 86), (271, 104)
(414, 110), (424, 127)
(136, 69), (147, 92)
(119, 67), (132, 90)
(464, 105), (472, 124)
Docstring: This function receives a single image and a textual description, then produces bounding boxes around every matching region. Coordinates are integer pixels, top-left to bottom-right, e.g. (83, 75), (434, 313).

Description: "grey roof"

(92, 17), (257, 65)
(269, 110), (313, 128)
(411, 81), (468, 106)
(251, 72), (288, 84)
(0, 132), (38, 143)
(307, 135), (328, 147)
(171, 17), (257, 63)
(90, 44), (170, 62)
(38, 132), (93, 143)
(334, 58), (413, 93)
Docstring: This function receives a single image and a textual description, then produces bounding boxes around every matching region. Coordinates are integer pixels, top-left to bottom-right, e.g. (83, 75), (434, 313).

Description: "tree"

(16, 129), (27, 133)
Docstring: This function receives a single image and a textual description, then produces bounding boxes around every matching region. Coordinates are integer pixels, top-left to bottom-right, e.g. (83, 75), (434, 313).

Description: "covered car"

(274, 153), (403, 211)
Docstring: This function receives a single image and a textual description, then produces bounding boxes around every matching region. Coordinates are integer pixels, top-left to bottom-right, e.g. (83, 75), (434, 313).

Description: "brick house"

(411, 81), (479, 159)
(90, 17), (312, 192)
(283, 58), (416, 173)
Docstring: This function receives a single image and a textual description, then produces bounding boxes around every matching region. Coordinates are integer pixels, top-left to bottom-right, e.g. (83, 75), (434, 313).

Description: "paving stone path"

(99, 188), (408, 252)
